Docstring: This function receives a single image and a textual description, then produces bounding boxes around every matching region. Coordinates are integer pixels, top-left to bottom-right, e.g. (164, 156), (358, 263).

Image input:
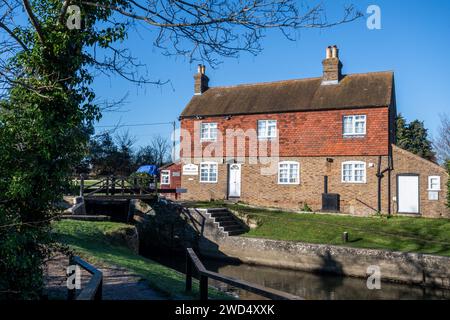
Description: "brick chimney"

(322, 45), (342, 85)
(194, 64), (209, 95)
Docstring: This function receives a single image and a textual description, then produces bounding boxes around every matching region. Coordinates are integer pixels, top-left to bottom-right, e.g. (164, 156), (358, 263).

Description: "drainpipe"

(376, 156), (382, 214)
(376, 154), (393, 215)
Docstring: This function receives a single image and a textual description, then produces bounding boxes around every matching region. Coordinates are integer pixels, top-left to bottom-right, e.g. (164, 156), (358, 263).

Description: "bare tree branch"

(21, 0), (45, 44)
(0, 20), (28, 51)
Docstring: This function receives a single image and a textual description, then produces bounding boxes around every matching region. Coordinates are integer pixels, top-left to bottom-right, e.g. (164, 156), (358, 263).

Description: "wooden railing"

(78, 175), (178, 199)
(67, 256), (103, 300)
(185, 248), (301, 300)
(160, 198), (206, 236)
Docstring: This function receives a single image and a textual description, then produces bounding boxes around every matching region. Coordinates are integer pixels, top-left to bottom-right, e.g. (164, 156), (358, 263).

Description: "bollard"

(342, 231), (349, 243)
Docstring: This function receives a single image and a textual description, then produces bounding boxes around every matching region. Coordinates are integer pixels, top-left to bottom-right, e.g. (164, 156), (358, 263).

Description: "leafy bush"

(301, 203), (313, 213)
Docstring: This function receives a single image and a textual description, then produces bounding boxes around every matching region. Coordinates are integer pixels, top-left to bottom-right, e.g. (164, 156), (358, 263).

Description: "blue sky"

(92, 0), (450, 149)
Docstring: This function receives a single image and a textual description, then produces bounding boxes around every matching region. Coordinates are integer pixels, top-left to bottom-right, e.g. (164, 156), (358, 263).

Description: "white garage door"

(398, 175), (419, 214)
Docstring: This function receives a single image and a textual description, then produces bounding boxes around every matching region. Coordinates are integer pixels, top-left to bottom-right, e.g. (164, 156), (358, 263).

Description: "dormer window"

(343, 115), (366, 136)
(258, 120), (277, 139)
(200, 123), (217, 141)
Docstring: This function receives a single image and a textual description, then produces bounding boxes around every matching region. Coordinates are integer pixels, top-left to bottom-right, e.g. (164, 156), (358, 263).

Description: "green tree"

(0, 0), (361, 299)
(0, 1), (127, 299)
(396, 114), (436, 162)
(447, 160), (450, 209)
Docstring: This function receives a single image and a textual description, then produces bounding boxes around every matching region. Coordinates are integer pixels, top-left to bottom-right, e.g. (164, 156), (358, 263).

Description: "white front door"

(228, 164), (241, 198)
(398, 175), (419, 214)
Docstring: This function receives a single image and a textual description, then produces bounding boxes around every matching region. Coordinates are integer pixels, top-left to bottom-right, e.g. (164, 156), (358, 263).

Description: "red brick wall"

(159, 162), (182, 200)
(180, 107), (390, 158)
(391, 145), (449, 218)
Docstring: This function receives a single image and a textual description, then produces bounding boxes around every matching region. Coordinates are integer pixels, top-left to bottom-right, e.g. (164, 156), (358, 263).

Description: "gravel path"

(44, 254), (165, 300)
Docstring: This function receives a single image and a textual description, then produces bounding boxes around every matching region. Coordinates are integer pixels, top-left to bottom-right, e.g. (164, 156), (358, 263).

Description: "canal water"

(146, 252), (450, 300)
(84, 200), (450, 300)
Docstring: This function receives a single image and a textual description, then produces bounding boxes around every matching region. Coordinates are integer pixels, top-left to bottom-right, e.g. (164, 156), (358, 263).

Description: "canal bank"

(62, 198), (450, 299)
(184, 208), (450, 290)
(142, 251), (450, 300)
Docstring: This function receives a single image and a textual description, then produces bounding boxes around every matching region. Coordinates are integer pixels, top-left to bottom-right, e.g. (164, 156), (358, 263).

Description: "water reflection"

(143, 251), (450, 300)
(203, 259), (450, 300)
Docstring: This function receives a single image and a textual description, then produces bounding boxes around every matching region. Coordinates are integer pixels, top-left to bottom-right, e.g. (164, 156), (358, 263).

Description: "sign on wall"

(182, 164), (199, 176)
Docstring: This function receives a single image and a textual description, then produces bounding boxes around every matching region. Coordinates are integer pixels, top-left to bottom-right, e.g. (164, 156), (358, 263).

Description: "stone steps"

(206, 208), (247, 237)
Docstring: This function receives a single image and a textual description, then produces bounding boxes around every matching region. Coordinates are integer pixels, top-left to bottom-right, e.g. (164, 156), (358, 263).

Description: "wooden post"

(185, 253), (192, 292)
(94, 278), (103, 300)
(200, 275), (208, 300)
(79, 174), (84, 197)
(106, 176), (110, 195)
(67, 256), (76, 300)
(111, 176), (116, 196)
(121, 178), (125, 196)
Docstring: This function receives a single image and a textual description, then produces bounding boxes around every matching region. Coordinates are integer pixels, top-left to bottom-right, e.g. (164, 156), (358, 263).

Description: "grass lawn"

(72, 179), (101, 187)
(53, 219), (231, 299)
(195, 201), (450, 257)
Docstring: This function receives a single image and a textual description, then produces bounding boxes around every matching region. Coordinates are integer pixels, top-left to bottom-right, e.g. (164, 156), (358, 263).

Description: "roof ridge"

(210, 77), (321, 90)
(208, 70), (394, 90)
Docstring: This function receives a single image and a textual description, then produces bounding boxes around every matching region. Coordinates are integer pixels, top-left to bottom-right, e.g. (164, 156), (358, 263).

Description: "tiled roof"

(180, 71), (394, 118)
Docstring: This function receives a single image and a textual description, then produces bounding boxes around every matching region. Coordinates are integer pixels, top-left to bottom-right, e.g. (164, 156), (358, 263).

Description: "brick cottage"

(164, 46), (449, 218)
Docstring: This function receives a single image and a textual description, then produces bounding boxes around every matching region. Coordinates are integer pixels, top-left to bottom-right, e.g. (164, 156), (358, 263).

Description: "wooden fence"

(185, 248), (301, 300)
(67, 256), (103, 300)
(78, 175), (179, 199)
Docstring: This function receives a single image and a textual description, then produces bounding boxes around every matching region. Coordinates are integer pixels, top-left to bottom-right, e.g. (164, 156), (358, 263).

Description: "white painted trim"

(428, 176), (441, 191)
(199, 161), (218, 183)
(257, 119), (278, 140)
(343, 115), (367, 136)
(341, 161), (367, 184)
(160, 170), (171, 185)
(278, 161), (300, 185)
(200, 122), (218, 142)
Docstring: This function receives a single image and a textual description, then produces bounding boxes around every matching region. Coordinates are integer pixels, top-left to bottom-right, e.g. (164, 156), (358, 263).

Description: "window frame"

(160, 170), (171, 185)
(199, 161), (218, 183)
(428, 176), (441, 191)
(343, 115), (367, 136)
(257, 119), (277, 140)
(341, 161), (367, 184)
(278, 161), (300, 185)
(200, 122), (218, 142)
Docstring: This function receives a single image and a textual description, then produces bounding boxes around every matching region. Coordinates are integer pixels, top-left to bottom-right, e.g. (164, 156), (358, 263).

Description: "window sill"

(342, 134), (366, 138)
(258, 137), (277, 141)
(341, 181), (367, 184)
(200, 181), (218, 184)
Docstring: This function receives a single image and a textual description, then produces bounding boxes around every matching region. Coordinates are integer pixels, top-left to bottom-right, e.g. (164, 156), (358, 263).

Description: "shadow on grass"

(54, 222), (231, 300)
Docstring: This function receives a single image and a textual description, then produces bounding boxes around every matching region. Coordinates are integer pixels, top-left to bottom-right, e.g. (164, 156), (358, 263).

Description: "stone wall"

(201, 236), (450, 289)
(184, 208), (450, 289)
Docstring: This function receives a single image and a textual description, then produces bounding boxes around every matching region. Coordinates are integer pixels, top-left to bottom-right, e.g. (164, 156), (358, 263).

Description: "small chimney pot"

(322, 45), (342, 85)
(194, 64), (209, 95)
(326, 46), (332, 59)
